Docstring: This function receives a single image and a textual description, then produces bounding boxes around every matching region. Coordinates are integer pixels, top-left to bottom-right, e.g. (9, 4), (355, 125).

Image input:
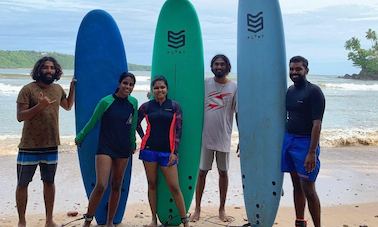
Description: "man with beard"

(281, 56), (325, 227)
(16, 56), (76, 227)
(191, 54), (237, 222)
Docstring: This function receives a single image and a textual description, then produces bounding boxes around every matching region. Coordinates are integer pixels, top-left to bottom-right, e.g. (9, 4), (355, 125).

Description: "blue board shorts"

(17, 148), (58, 186)
(139, 149), (177, 167)
(281, 133), (320, 182)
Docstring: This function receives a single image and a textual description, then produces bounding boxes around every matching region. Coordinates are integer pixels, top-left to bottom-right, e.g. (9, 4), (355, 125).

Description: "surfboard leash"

(161, 212), (191, 227)
(60, 216), (84, 227)
(204, 215), (236, 226)
(227, 223), (251, 227)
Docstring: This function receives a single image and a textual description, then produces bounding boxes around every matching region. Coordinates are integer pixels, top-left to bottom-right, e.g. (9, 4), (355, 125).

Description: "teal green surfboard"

(152, 0), (204, 225)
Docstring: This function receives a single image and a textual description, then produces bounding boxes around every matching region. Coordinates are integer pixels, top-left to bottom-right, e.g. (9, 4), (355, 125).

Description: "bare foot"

(18, 221), (26, 227)
(189, 209), (200, 222)
(219, 210), (232, 222)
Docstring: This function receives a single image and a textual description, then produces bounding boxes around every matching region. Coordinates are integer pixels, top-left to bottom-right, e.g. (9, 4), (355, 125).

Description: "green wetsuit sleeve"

(128, 96), (138, 151)
(75, 95), (114, 143)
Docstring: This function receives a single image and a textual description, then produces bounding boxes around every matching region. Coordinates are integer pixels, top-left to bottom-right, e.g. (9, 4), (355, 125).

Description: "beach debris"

(135, 213), (144, 218)
(67, 211), (78, 217)
(342, 225), (349, 227)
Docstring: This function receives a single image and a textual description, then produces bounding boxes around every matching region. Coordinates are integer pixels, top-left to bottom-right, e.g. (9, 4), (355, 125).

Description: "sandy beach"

(0, 142), (377, 226)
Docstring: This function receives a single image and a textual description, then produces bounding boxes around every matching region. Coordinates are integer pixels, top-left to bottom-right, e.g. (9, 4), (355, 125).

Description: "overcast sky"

(1, 0), (378, 75)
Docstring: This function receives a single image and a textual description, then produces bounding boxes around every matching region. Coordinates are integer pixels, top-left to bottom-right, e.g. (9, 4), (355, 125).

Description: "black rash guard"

(75, 94), (138, 158)
(286, 80), (325, 135)
(137, 99), (182, 154)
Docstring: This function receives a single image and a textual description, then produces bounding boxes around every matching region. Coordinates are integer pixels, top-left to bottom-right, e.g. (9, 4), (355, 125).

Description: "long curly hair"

(31, 56), (63, 81)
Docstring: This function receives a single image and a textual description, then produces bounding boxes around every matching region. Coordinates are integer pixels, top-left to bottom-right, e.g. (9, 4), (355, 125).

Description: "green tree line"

(0, 50), (151, 71)
(345, 29), (378, 80)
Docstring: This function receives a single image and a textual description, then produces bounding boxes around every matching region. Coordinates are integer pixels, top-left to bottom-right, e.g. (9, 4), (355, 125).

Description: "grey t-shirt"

(202, 77), (237, 153)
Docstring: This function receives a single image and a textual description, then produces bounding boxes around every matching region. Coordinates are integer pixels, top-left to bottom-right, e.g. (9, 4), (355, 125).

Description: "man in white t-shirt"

(191, 54), (237, 222)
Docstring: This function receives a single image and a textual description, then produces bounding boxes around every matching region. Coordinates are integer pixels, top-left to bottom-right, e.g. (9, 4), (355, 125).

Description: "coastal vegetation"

(344, 29), (378, 80)
(0, 50), (151, 71)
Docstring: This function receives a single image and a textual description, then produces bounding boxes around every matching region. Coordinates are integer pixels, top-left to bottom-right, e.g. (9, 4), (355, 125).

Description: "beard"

(290, 73), (306, 86)
(212, 68), (227, 78)
(39, 72), (55, 85)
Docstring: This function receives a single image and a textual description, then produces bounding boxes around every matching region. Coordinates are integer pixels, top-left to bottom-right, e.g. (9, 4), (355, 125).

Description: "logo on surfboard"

(168, 30), (185, 49)
(247, 12), (264, 39)
(247, 12), (263, 33)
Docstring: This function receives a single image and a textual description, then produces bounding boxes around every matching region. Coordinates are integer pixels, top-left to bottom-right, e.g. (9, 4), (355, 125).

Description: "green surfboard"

(151, 0), (204, 225)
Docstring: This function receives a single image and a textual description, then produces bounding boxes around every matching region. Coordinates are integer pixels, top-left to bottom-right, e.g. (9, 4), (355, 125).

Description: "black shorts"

(17, 149), (58, 187)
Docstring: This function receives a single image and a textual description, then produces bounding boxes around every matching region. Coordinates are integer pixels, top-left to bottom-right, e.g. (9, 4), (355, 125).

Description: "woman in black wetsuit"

(137, 76), (189, 227)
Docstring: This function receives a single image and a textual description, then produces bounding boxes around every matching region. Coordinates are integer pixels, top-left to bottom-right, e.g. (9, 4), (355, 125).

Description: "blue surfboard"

(74, 9), (131, 225)
(237, 0), (287, 226)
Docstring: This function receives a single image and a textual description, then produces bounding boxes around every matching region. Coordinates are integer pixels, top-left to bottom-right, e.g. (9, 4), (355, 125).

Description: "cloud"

(0, 0), (97, 12)
(1, 0), (378, 74)
(281, 0), (378, 14)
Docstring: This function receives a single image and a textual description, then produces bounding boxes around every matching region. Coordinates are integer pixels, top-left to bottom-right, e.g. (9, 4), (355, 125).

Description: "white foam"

(0, 135), (20, 140)
(135, 76), (150, 82)
(323, 83), (378, 91)
(0, 82), (150, 95)
(321, 128), (378, 147)
(0, 83), (22, 95)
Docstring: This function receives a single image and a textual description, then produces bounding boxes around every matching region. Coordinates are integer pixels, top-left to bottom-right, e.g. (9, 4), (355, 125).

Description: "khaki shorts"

(199, 147), (230, 171)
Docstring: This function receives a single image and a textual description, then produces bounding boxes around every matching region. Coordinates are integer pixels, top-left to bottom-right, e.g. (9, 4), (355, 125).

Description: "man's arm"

(235, 87), (239, 155)
(235, 112), (239, 128)
(305, 119), (322, 172)
(60, 78), (76, 110)
(305, 85), (325, 172)
(17, 92), (56, 122)
(235, 113), (240, 156)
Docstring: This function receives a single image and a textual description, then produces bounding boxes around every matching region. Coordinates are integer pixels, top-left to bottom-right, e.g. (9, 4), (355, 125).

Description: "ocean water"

(0, 69), (378, 155)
